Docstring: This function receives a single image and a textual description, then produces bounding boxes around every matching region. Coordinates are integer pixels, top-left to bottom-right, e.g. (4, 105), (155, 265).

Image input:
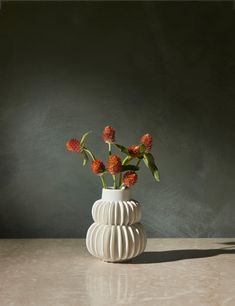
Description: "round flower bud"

(140, 133), (153, 152)
(103, 126), (115, 144)
(128, 145), (140, 158)
(123, 171), (138, 188)
(107, 155), (122, 175)
(91, 160), (105, 175)
(66, 139), (81, 153)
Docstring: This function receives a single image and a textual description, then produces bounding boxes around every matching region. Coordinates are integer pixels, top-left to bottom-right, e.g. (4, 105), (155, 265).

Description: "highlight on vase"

(66, 126), (160, 189)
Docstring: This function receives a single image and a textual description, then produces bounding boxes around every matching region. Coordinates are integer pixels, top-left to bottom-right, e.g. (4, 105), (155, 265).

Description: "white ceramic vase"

(86, 188), (147, 262)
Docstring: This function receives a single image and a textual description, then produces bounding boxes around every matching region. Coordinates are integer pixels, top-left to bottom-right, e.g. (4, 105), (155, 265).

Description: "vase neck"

(101, 188), (131, 201)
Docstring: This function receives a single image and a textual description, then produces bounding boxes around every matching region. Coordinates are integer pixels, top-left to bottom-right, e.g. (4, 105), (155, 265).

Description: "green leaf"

(115, 144), (129, 155)
(121, 165), (139, 172)
(82, 151), (89, 166)
(143, 153), (160, 182)
(80, 131), (92, 146)
(139, 144), (146, 154)
(153, 169), (160, 182)
(122, 156), (132, 165)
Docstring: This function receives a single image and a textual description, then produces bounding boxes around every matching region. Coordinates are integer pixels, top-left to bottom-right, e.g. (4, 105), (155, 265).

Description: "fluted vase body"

(86, 188), (147, 262)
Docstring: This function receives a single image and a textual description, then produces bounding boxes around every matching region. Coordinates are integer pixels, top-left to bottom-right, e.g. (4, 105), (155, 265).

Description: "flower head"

(91, 160), (105, 175)
(66, 139), (81, 153)
(107, 155), (122, 175)
(140, 133), (153, 152)
(123, 171), (138, 188)
(128, 145), (140, 158)
(103, 126), (115, 144)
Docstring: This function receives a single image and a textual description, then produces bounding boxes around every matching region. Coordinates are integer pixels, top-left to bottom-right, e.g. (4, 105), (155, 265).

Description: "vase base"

(102, 256), (137, 263)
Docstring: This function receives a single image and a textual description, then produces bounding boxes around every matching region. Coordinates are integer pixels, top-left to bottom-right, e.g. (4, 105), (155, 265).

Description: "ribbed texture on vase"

(92, 200), (141, 225)
(86, 223), (147, 262)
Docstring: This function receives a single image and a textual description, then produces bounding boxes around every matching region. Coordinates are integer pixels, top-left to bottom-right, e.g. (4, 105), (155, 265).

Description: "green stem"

(118, 173), (122, 188)
(84, 148), (96, 161)
(122, 156), (131, 165)
(100, 175), (107, 189)
(108, 143), (112, 156)
(136, 159), (141, 167)
(112, 175), (117, 189)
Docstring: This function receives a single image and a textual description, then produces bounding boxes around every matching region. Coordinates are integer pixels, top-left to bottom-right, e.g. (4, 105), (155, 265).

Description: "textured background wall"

(0, 2), (234, 238)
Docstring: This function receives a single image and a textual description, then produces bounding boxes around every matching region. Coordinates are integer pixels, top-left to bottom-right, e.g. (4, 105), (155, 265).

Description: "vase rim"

(101, 188), (131, 201)
(102, 187), (128, 190)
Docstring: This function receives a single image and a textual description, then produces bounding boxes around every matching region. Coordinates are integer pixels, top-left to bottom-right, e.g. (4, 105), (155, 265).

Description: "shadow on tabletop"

(129, 245), (235, 264)
(218, 241), (235, 246)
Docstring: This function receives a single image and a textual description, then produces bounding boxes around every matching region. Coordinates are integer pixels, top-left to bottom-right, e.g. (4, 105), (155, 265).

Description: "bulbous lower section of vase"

(86, 223), (146, 262)
(86, 189), (147, 262)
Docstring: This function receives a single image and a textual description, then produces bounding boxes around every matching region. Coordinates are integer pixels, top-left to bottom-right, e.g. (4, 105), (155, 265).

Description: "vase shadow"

(218, 241), (235, 246)
(130, 248), (235, 264)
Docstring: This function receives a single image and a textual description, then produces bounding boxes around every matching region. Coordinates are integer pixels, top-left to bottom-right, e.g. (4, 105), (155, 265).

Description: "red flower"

(128, 145), (140, 158)
(103, 126), (115, 144)
(123, 171), (138, 188)
(107, 155), (122, 175)
(66, 139), (81, 153)
(140, 133), (153, 152)
(91, 160), (105, 175)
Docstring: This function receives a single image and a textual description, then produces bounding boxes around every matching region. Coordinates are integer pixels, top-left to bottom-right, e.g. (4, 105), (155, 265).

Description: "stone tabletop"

(0, 239), (234, 306)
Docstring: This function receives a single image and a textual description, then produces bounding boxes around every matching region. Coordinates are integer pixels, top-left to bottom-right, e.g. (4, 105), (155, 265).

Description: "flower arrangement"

(66, 126), (160, 189)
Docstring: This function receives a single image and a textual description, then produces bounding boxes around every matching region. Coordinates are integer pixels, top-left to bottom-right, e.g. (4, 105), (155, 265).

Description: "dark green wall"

(0, 1), (234, 237)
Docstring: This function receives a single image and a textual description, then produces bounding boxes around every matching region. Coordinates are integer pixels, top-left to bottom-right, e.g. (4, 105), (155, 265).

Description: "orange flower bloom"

(123, 171), (138, 188)
(66, 139), (81, 153)
(103, 126), (115, 144)
(91, 160), (105, 175)
(128, 145), (140, 157)
(107, 155), (122, 174)
(140, 133), (153, 152)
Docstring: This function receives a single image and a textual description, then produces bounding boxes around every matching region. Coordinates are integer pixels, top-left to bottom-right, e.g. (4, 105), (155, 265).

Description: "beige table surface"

(0, 239), (234, 306)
